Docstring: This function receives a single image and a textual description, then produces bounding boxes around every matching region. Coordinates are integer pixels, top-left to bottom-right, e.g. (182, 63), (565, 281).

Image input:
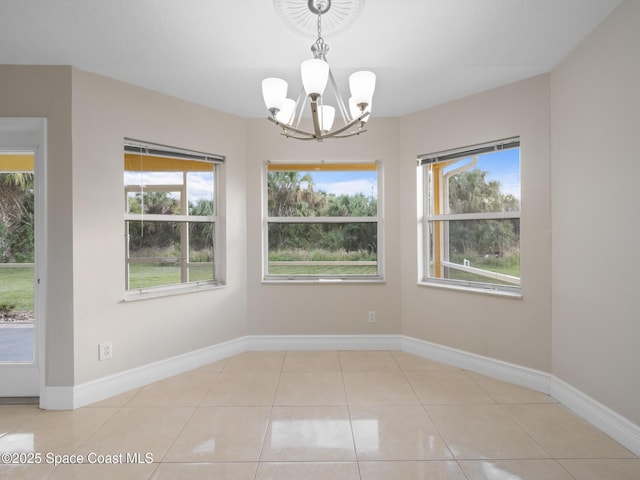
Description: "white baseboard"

(44, 336), (248, 410)
(41, 333), (639, 456)
(248, 334), (402, 351)
(551, 376), (640, 456)
(401, 335), (551, 394)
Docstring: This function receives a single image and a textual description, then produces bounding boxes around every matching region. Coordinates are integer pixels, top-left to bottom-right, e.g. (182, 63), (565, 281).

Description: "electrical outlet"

(98, 342), (113, 361)
(368, 311), (376, 323)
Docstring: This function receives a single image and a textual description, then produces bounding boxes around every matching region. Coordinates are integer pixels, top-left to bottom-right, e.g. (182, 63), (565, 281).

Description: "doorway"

(0, 118), (46, 400)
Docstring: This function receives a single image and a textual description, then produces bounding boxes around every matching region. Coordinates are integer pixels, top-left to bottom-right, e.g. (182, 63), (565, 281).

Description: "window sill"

(123, 282), (225, 302)
(262, 277), (385, 285)
(417, 281), (522, 299)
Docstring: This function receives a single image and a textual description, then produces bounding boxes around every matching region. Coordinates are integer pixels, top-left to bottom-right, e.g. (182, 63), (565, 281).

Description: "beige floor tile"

(256, 462), (360, 480)
(505, 404), (636, 459)
(260, 406), (356, 461)
(359, 460), (467, 480)
(47, 463), (157, 480)
(0, 405), (42, 435)
(343, 371), (420, 405)
(164, 406), (271, 462)
(222, 352), (285, 372)
(465, 372), (556, 404)
(0, 463), (55, 479)
(427, 404), (549, 459)
(350, 405), (453, 460)
(559, 458), (640, 480)
(339, 351), (400, 371)
(282, 351), (341, 372)
(0, 408), (117, 455)
(76, 406), (194, 460)
(128, 373), (214, 407)
(150, 462), (258, 480)
(200, 372), (279, 406)
(274, 372), (346, 405)
(87, 388), (142, 408)
(459, 459), (575, 480)
(406, 370), (494, 405)
(392, 351), (460, 371)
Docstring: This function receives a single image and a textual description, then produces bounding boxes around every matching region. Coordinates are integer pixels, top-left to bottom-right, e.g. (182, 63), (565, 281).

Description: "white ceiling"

(0, 0), (623, 118)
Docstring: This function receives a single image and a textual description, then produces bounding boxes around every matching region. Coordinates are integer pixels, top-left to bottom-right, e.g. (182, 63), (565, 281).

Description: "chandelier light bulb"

(301, 59), (329, 97)
(275, 98), (296, 125)
(349, 71), (376, 108)
(319, 105), (335, 132)
(262, 78), (288, 115)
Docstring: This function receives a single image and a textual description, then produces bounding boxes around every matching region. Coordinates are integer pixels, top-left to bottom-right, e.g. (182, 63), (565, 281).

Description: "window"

(264, 161), (383, 282)
(418, 138), (521, 294)
(124, 140), (224, 294)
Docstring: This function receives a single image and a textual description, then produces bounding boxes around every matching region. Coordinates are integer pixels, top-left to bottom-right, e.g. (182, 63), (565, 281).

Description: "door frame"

(0, 118), (47, 404)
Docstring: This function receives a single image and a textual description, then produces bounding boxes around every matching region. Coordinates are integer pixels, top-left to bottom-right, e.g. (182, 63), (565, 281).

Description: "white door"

(0, 118), (46, 399)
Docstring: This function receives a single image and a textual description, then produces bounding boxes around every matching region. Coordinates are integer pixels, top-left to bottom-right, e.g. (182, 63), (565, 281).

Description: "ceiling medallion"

(273, 0), (366, 38)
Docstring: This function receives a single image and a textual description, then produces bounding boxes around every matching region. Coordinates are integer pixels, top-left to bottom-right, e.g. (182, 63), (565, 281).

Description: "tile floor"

(0, 350), (638, 479)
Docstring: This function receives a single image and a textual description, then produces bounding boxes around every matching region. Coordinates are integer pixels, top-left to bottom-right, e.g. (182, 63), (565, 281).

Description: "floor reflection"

(270, 419), (358, 451)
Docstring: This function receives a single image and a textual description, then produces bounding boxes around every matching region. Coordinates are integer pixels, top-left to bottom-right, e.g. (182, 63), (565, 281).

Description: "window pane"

(267, 222), (377, 276)
(125, 165), (215, 216)
(128, 263), (181, 290)
(188, 265), (214, 282)
(127, 220), (181, 254)
(188, 222), (213, 260)
(127, 190), (182, 215)
(187, 171), (215, 212)
(428, 219), (520, 286)
(127, 220), (181, 289)
(267, 168), (377, 217)
(188, 222), (214, 282)
(429, 148), (520, 215)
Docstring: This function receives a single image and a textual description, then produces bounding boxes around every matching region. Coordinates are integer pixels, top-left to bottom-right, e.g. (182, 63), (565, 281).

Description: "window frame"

(262, 160), (384, 283)
(417, 137), (521, 296)
(123, 139), (225, 299)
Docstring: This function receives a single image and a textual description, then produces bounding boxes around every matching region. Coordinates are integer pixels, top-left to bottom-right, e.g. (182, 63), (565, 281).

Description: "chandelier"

(261, 0), (376, 141)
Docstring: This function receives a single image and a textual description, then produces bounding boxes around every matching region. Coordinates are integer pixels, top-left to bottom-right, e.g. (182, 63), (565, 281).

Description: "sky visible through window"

(124, 171), (214, 204)
(299, 170), (378, 198)
(125, 151), (513, 202)
(442, 148), (520, 200)
(125, 169), (378, 202)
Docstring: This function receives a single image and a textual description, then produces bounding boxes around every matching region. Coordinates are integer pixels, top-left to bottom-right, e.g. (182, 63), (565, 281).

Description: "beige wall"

(551, 0), (640, 424)
(398, 75), (553, 372)
(70, 70), (249, 384)
(0, 65), (75, 386)
(245, 118), (402, 336)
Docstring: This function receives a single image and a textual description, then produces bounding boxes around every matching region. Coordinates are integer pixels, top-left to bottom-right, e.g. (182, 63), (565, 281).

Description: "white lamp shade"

(301, 59), (329, 97)
(262, 77), (288, 111)
(319, 105), (335, 132)
(349, 97), (372, 122)
(349, 71), (376, 107)
(275, 98), (296, 125)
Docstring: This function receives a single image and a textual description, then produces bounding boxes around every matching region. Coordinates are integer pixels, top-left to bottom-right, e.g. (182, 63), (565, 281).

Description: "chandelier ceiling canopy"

(273, 0), (366, 38)
(261, 0), (375, 141)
